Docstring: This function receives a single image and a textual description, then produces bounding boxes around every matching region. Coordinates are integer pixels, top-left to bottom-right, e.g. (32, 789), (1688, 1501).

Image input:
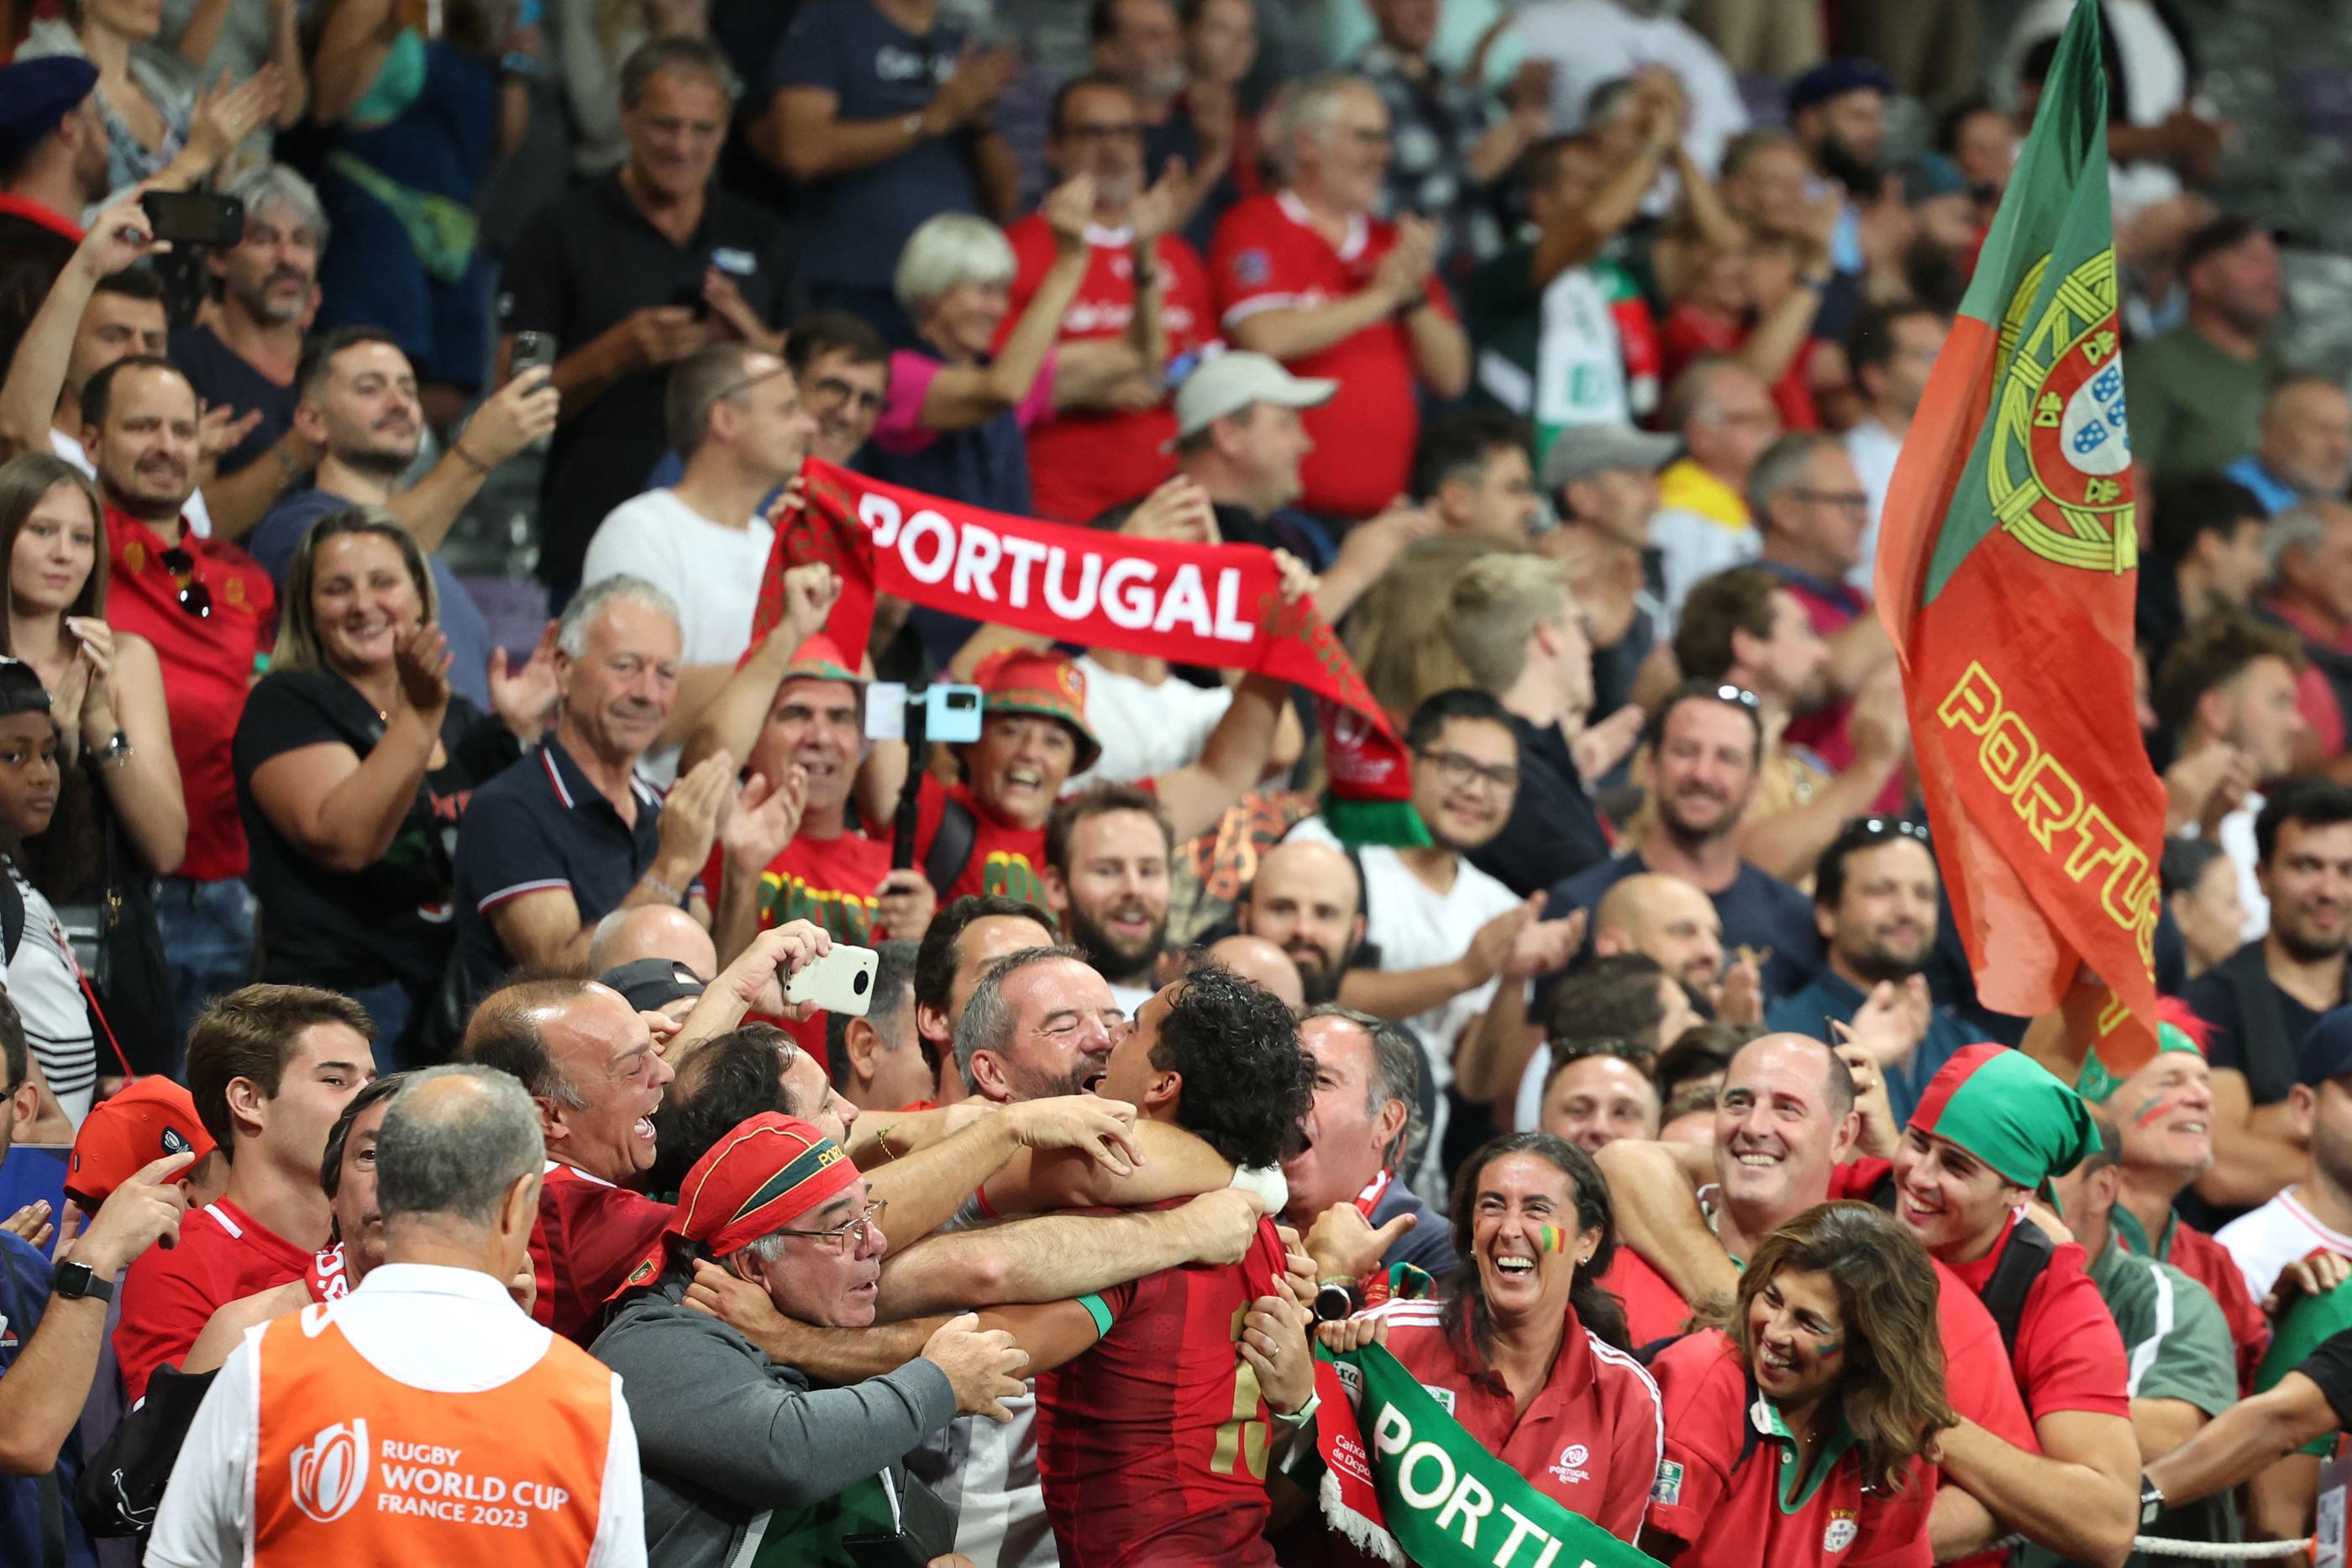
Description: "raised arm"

(1592, 1136), (1737, 1308)
(756, 43), (1016, 181)
(1, 200), (156, 458)
(914, 178), (1097, 433)
(878, 1189), (1264, 1316)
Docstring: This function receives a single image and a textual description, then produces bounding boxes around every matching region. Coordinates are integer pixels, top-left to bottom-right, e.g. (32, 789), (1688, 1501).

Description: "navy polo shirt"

(450, 737), (690, 994)
(0, 1230), (94, 1565)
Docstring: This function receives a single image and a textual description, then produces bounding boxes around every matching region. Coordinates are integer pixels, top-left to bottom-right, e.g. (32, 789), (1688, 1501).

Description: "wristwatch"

(2138, 1473), (2166, 1525)
(102, 729), (133, 768)
(54, 1260), (113, 1303)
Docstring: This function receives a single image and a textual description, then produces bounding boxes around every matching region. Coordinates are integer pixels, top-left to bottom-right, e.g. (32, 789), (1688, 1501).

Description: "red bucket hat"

(971, 648), (1101, 773)
(779, 633), (862, 687)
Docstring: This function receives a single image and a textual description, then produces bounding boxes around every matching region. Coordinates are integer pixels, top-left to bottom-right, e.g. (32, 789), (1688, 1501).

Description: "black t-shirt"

(233, 669), (520, 993)
(168, 324), (299, 475)
(2179, 964), (2325, 1106)
(2298, 1324), (2352, 1432)
(1469, 711), (1611, 899)
(499, 172), (798, 590)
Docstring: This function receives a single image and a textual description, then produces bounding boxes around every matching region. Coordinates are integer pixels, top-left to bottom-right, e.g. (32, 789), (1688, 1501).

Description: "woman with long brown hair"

(0, 450), (185, 1077)
(1644, 1200), (1956, 1566)
(1316, 1132), (1663, 1545)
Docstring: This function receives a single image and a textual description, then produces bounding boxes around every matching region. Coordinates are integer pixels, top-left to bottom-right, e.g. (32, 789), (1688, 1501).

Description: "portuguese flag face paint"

(1874, 0), (2165, 1080)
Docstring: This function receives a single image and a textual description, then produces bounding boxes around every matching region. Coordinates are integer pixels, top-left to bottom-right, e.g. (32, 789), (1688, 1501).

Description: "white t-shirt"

(580, 488), (775, 781)
(6, 859), (95, 1125)
(51, 427), (213, 538)
(147, 1262), (646, 1568)
(1512, 0), (1748, 176)
(1066, 654), (1231, 792)
(2214, 1186), (2352, 1304)
(1844, 417), (1902, 594)
(1108, 979), (1156, 1019)
(1650, 507), (1761, 631)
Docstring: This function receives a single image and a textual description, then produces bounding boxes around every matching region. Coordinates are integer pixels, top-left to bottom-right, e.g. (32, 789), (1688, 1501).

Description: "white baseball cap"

(1167, 351), (1338, 445)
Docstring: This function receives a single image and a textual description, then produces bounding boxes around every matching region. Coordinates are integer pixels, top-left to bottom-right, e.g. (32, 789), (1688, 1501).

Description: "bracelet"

(451, 440), (492, 475)
(102, 730), (133, 768)
(904, 110), (927, 141)
(643, 873), (685, 905)
(270, 443), (302, 483)
(1273, 1392), (1320, 1429)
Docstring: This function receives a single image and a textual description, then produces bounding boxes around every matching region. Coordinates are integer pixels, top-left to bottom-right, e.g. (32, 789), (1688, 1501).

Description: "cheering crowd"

(2, 0), (2352, 1562)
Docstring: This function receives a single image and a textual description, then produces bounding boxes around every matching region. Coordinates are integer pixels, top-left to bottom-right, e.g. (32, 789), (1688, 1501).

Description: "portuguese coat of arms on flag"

(1873, 0), (2167, 1080)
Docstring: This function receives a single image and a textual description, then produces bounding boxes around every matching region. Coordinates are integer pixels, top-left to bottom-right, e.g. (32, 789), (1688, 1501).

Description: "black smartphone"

(511, 330), (558, 374)
(139, 190), (244, 249)
(670, 282), (711, 321)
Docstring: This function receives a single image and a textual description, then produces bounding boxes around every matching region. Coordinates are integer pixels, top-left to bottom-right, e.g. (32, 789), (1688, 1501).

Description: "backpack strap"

(923, 793), (979, 900)
(1980, 1218), (2058, 1359)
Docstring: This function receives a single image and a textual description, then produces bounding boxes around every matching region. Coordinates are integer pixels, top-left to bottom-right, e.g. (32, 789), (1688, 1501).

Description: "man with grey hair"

(1210, 71), (1468, 522)
(954, 946), (1126, 1104)
(150, 1065), (649, 1567)
(501, 34), (796, 601)
(2231, 376), (2352, 516)
(453, 573), (729, 994)
(2263, 498), (2352, 759)
(1648, 356), (1781, 624)
(581, 342), (818, 779)
(169, 163), (326, 490)
(1280, 1004), (1457, 1284)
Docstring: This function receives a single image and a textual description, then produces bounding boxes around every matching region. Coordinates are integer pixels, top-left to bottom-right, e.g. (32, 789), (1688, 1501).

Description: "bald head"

(1240, 838), (1366, 1006)
(1205, 934), (1307, 1015)
(375, 1064), (544, 1231)
(460, 978), (673, 1185)
(588, 905), (718, 979)
(2261, 377), (2352, 500)
(1593, 873), (1724, 989)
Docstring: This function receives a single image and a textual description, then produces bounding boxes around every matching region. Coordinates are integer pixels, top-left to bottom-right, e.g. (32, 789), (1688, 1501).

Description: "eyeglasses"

(770, 1198), (886, 1254)
(159, 547), (211, 618)
(1793, 489), (1872, 513)
(1415, 748), (1520, 795)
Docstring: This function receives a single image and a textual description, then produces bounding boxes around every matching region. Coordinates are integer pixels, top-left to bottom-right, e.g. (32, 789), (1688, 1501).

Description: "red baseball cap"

(971, 648), (1100, 772)
(67, 1078), (214, 1208)
(610, 1114), (860, 1299)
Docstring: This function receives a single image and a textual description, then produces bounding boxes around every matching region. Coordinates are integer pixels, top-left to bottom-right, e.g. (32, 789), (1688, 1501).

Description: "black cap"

(0, 58), (100, 169)
(600, 958), (706, 1013)
(1787, 57), (1893, 117)
(2181, 214), (2276, 272)
(2297, 1006), (2352, 1087)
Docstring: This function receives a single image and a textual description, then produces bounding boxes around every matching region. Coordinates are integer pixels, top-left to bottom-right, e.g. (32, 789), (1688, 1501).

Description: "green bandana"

(1309, 1341), (1661, 1567)
(1911, 1042), (2098, 1188)
(2075, 1021), (2199, 1104)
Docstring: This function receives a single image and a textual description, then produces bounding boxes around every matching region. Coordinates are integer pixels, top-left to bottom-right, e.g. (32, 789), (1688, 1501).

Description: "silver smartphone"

(785, 944), (879, 1016)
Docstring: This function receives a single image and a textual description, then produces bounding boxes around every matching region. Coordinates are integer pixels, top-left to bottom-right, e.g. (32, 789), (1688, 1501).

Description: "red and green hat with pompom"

(1909, 1041), (2101, 1189)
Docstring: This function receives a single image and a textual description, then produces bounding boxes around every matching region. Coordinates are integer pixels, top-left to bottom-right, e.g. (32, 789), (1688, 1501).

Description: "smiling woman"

(234, 507), (552, 1066)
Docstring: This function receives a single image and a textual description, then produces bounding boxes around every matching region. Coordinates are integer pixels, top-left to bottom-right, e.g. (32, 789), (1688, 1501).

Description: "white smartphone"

(785, 944), (879, 1016)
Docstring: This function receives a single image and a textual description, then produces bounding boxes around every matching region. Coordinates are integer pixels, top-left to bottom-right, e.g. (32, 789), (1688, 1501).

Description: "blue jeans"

(153, 877), (256, 1056)
(346, 979), (416, 1074)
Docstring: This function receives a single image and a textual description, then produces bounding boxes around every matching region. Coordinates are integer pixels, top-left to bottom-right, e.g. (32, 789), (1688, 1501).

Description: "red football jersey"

(530, 1162), (673, 1344)
(1208, 191), (1452, 521)
(1647, 1330), (1936, 1568)
(1033, 1216), (1289, 1567)
(114, 1197), (313, 1402)
(911, 776), (1052, 907)
(1004, 217), (1218, 524)
(1367, 1296), (1662, 1541)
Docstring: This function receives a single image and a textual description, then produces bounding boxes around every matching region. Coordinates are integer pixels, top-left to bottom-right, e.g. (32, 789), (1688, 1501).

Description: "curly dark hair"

(1442, 1132), (1630, 1363)
(648, 1026), (797, 1197)
(1152, 963), (1313, 1169)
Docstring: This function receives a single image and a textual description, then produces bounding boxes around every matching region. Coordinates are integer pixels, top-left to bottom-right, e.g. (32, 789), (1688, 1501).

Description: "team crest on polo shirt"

(290, 1418), (371, 1523)
(1651, 1460), (1683, 1507)
(1546, 1442), (1589, 1485)
(123, 539), (145, 573)
(1824, 1511), (1859, 1552)
(1233, 249), (1271, 288)
(223, 576), (246, 609)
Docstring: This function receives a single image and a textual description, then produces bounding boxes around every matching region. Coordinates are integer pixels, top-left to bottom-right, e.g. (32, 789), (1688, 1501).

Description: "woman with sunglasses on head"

(0, 452), (185, 1078)
(1315, 1132), (1664, 1549)
(233, 507), (554, 1067)
(1645, 1200), (1954, 1567)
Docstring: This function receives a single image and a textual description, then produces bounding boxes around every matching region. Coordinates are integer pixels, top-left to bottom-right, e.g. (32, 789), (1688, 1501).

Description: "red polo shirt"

(1647, 1330), (1936, 1568)
(114, 1195), (312, 1402)
(1003, 217), (1218, 523)
(910, 775), (1051, 906)
(0, 192), (83, 243)
(1209, 191), (1452, 520)
(104, 509), (275, 882)
(1367, 1296), (1662, 1541)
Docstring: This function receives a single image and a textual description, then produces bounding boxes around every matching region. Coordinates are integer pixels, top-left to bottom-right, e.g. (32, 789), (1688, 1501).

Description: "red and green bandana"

(1909, 1042), (2099, 1188)
(2074, 1019), (2201, 1104)
(612, 1114), (860, 1302)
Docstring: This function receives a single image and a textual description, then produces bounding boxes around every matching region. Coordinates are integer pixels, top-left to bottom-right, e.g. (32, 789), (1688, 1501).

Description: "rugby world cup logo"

(290, 1419), (370, 1523)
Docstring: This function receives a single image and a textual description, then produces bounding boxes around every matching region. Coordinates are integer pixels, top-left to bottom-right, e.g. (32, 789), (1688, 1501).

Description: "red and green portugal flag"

(1874, 0), (2166, 1079)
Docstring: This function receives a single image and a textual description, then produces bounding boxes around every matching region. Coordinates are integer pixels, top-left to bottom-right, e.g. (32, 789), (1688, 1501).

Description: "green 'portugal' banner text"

(1873, 0), (2165, 1080)
(1310, 1342), (1660, 1567)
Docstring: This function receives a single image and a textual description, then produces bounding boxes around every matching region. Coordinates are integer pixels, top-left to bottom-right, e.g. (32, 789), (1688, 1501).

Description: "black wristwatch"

(53, 1260), (113, 1303)
(2138, 1473), (2166, 1525)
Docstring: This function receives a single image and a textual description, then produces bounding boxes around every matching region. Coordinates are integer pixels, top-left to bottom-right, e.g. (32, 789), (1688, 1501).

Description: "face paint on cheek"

(1536, 1225), (1567, 1255)
(2132, 1094), (2175, 1130)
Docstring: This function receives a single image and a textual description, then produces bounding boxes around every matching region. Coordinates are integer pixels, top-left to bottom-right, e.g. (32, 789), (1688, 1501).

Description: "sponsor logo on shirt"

(874, 45), (953, 84)
(1546, 1441), (1589, 1485)
(0, 1314), (15, 1355)
(1824, 1511), (1860, 1553)
(711, 247), (757, 277)
(1651, 1459), (1683, 1507)
(291, 1418), (372, 1523)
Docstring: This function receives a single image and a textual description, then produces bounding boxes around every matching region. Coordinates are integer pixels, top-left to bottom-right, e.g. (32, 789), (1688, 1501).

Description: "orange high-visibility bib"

(249, 1303), (611, 1565)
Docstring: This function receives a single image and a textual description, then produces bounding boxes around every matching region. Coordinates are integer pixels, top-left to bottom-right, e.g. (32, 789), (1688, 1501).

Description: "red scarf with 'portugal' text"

(750, 459), (1423, 846)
